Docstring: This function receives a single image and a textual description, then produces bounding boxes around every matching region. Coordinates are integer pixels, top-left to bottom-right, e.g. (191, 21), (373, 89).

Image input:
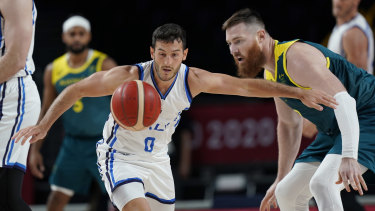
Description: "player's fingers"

(353, 176), (364, 195)
(342, 175), (351, 192)
(359, 175), (368, 192)
(350, 176), (358, 191)
(318, 96), (336, 109)
(28, 135), (41, 144)
(335, 173), (342, 184)
(311, 102), (323, 111)
(272, 198), (278, 209)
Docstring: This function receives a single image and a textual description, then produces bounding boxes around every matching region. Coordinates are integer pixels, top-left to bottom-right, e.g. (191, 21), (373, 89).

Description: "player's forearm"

(334, 92), (359, 159)
(276, 122), (302, 180)
(244, 79), (303, 99)
(0, 52), (27, 83)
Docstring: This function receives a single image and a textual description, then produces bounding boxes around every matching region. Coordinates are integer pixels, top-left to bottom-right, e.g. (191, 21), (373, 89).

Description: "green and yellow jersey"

(52, 49), (111, 138)
(265, 40), (375, 135)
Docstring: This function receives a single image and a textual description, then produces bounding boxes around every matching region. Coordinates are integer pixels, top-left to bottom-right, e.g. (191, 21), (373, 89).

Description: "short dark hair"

(222, 8), (265, 31)
(152, 23), (187, 49)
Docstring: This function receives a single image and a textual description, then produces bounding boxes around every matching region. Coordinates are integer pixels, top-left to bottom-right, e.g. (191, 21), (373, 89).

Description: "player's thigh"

(143, 160), (175, 211)
(0, 76), (40, 169)
(111, 181), (147, 210)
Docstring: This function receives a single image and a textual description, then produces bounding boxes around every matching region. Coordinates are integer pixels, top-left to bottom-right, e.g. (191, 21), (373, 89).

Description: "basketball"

(111, 80), (161, 131)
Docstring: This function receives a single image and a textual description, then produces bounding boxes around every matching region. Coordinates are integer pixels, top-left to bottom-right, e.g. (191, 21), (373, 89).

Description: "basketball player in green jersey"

(29, 16), (116, 211)
(222, 8), (374, 211)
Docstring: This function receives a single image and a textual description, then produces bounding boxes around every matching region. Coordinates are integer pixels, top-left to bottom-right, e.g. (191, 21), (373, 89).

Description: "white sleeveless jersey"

(1, 1), (37, 77)
(101, 60), (192, 160)
(327, 13), (374, 74)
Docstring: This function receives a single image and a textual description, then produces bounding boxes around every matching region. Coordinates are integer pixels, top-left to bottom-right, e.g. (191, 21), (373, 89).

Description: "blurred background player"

(28, 15), (116, 211)
(0, 1), (40, 211)
(169, 112), (194, 199)
(303, 0), (374, 210)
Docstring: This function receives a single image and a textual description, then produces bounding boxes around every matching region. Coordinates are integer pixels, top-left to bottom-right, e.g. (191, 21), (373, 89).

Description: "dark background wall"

(33, 0), (373, 81)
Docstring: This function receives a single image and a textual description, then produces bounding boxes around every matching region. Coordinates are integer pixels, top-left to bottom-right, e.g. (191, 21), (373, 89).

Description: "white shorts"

(0, 75), (40, 172)
(97, 141), (175, 211)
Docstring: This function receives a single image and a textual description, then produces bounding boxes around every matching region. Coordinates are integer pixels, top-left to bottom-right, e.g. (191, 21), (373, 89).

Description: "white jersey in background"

(328, 13), (374, 74)
(97, 60), (191, 209)
(0, 1), (37, 77)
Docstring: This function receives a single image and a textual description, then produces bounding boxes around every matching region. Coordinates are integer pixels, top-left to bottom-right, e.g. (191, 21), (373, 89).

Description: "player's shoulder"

(92, 49), (108, 59)
(51, 53), (67, 70)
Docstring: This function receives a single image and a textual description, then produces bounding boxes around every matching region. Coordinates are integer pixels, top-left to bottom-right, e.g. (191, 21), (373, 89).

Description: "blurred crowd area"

(24, 0), (375, 209)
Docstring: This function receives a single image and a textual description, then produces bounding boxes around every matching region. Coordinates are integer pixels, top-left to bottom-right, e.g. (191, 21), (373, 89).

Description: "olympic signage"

(188, 101), (312, 164)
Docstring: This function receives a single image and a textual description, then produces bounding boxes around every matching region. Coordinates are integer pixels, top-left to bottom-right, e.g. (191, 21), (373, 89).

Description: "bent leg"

(275, 162), (319, 211)
(309, 154), (367, 211)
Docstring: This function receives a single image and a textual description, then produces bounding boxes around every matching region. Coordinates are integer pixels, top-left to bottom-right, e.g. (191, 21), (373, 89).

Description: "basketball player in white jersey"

(0, 0), (40, 211)
(13, 23), (336, 211)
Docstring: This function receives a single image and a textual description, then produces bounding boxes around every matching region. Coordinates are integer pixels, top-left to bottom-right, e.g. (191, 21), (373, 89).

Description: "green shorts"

(296, 107), (375, 174)
(49, 135), (105, 195)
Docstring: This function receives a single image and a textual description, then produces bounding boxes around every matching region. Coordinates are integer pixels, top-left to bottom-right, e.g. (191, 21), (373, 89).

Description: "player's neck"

(336, 11), (358, 26)
(263, 38), (276, 73)
(152, 68), (176, 95)
(67, 49), (89, 68)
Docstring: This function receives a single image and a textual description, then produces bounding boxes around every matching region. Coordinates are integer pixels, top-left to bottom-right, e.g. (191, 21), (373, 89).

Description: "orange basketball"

(111, 80), (161, 131)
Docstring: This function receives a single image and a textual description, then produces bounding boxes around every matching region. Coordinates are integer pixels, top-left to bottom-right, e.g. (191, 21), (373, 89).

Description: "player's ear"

(182, 48), (188, 61)
(150, 46), (155, 60)
(256, 29), (266, 43)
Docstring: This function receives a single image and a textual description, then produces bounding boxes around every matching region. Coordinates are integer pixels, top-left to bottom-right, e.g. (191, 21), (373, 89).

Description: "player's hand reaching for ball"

(12, 125), (48, 145)
(300, 88), (338, 111)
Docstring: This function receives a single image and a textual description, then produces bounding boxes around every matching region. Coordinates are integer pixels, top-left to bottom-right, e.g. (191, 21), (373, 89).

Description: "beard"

(66, 43), (88, 54)
(235, 43), (266, 78)
(154, 61), (179, 82)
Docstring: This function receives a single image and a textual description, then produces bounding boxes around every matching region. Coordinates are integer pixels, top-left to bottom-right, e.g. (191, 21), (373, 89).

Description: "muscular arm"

(0, 0), (33, 83)
(14, 65), (139, 144)
(188, 67), (336, 110)
(342, 27), (368, 70)
(274, 97), (303, 181)
(39, 65), (138, 130)
(286, 42), (346, 95)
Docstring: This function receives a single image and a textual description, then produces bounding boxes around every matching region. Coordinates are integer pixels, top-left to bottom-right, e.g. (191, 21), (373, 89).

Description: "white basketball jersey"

(102, 60), (192, 160)
(328, 13), (374, 74)
(0, 1), (37, 77)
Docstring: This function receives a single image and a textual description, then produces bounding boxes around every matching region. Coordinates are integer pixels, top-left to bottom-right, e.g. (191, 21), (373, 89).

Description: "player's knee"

(309, 174), (327, 196)
(275, 179), (295, 202)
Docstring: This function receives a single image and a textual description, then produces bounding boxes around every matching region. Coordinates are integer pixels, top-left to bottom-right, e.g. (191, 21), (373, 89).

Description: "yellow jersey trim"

(326, 57), (330, 69)
(52, 50), (107, 85)
(293, 109), (302, 116)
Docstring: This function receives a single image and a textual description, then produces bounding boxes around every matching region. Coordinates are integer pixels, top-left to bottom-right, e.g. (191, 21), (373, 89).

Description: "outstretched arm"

(188, 67), (337, 110)
(0, 0), (34, 83)
(13, 65), (139, 144)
